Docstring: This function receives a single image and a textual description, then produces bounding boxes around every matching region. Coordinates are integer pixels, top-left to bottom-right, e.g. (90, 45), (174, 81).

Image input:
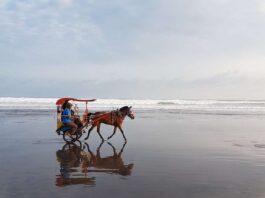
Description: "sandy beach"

(2, 0), (265, 197)
(1, 108), (265, 198)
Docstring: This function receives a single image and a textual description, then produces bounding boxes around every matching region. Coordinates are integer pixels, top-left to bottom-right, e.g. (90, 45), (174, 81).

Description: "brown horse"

(84, 106), (135, 142)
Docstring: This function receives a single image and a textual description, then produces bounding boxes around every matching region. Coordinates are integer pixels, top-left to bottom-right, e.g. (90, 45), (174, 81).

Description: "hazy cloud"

(57, 0), (73, 7)
(1, 71), (264, 100)
(1, 0), (265, 98)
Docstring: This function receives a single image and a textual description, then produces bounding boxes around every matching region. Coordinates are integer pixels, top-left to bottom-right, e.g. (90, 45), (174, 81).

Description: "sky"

(1, 0), (265, 99)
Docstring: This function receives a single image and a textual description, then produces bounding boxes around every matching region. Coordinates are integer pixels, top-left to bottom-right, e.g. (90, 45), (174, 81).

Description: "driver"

(61, 102), (78, 135)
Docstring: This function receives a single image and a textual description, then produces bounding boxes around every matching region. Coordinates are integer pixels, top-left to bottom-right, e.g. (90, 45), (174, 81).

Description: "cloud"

(2, 71), (265, 100)
(1, 0), (265, 98)
(57, 0), (73, 7)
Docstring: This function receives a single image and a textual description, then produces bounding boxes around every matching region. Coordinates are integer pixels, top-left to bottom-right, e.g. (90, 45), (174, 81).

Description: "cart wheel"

(76, 130), (83, 140)
(63, 130), (83, 142)
(63, 132), (78, 143)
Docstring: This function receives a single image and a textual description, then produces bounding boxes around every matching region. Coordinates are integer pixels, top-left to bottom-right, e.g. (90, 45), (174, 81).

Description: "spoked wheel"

(63, 132), (78, 143)
(62, 130), (83, 143)
(75, 130), (83, 141)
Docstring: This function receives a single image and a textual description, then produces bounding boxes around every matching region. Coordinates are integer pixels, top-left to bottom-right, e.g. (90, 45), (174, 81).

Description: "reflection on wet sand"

(56, 142), (95, 187)
(55, 141), (133, 187)
(85, 141), (134, 176)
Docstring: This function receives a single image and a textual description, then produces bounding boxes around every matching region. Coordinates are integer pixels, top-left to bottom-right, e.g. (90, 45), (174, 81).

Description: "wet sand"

(1, 109), (265, 197)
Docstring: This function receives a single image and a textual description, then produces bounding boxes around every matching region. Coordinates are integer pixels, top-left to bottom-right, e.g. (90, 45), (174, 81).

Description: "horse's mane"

(119, 106), (129, 112)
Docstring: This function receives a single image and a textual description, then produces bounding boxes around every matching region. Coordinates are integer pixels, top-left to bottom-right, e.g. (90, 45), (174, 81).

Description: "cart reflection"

(55, 141), (133, 187)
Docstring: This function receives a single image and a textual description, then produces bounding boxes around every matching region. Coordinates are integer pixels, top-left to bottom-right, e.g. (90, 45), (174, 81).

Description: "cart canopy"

(56, 98), (96, 105)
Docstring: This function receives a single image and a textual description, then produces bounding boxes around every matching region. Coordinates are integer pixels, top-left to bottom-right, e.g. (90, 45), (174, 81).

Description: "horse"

(84, 106), (135, 142)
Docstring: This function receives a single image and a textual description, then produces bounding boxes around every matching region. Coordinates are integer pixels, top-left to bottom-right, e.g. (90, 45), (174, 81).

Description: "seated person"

(62, 100), (75, 116)
(74, 116), (83, 128)
(62, 101), (83, 128)
(61, 103), (78, 135)
(62, 100), (69, 111)
(82, 109), (89, 125)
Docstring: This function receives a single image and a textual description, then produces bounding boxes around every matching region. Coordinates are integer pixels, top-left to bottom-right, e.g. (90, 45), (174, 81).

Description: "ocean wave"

(157, 102), (176, 105)
(1, 97), (265, 115)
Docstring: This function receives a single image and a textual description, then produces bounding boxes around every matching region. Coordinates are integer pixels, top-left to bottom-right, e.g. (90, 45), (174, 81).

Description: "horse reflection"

(55, 141), (133, 187)
(56, 142), (95, 187)
(83, 141), (134, 176)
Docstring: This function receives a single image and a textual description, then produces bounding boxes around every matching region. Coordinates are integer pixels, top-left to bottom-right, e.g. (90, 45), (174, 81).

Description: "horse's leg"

(84, 125), (95, 140)
(118, 125), (127, 142)
(97, 123), (104, 141)
(107, 126), (117, 140)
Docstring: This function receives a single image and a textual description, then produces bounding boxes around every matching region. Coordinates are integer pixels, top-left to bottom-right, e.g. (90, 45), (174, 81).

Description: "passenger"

(62, 100), (74, 115)
(74, 104), (79, 115)
(62, 100), (69, 110)
(72, 104), (83, 128)
(74, 116), (83, 128)
(61, 102), (77, 135)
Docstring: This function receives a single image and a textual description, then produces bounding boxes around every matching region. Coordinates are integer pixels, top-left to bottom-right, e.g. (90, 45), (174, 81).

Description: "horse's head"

(119, 106), (135, 119)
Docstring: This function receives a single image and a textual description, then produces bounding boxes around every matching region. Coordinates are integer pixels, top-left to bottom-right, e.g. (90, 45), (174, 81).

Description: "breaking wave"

(1, 97), (265, 115)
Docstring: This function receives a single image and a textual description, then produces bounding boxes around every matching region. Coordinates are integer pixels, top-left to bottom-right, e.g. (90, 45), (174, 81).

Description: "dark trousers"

(64, 122), (77, 135)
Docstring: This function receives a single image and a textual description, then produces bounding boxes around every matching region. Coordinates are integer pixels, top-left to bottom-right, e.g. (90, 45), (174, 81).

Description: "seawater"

(1, 97), (265, 115)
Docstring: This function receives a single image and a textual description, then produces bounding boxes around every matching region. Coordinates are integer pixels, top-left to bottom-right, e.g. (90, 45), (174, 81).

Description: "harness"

(111, 109), (124, 124)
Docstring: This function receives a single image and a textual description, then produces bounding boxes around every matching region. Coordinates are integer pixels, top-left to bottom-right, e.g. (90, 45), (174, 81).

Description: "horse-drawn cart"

(56, 98), (135, 143)
(56, 98), (96, 142)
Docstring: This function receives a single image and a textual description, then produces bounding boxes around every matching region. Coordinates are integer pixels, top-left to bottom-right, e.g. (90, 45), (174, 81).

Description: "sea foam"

(1, 97), (265, 115)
